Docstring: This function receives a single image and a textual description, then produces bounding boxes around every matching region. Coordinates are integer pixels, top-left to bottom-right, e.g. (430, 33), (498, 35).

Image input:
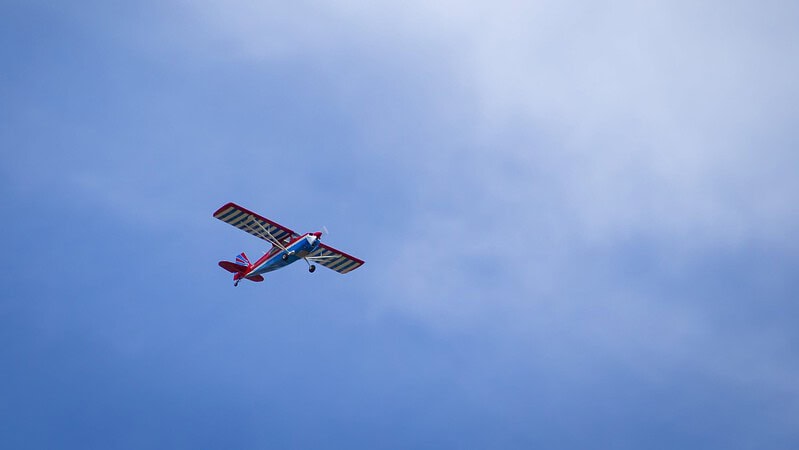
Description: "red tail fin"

(219, 261), (248, 273)
(220, 253), (263, 284)
(236, 252), (251, 266)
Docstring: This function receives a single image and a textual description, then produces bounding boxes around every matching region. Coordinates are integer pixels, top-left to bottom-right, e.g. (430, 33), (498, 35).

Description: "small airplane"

(214, 202), (364, 286)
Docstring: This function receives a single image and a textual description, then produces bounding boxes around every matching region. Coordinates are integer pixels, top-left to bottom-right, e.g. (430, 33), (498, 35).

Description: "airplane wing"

(213, 202), (299, 247)
(307, 243), (365, 274)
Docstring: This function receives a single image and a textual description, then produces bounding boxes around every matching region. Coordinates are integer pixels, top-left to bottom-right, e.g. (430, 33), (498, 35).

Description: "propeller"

(322, 225), (329, 238)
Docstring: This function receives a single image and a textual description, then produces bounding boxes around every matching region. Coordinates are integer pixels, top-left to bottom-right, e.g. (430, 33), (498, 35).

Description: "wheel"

(282, 253), (288, 261)
(309, 265), (316, 273)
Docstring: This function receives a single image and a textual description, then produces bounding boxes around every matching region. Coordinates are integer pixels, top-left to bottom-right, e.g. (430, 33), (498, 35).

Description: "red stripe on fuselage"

(245, 233), (316, 276)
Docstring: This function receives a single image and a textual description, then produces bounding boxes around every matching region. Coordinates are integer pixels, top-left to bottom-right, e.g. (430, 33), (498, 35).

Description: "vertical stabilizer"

(236, 252), (251, 267)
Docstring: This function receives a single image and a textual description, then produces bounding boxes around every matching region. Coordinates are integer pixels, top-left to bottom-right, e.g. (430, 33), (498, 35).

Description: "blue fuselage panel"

(249, 236), (320, 276)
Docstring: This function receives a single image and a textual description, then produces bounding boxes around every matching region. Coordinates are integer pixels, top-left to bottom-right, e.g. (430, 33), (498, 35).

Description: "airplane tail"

(219, 252), (250, 273)
(218, 252), (264, 283)
(235, 252), (250, 266)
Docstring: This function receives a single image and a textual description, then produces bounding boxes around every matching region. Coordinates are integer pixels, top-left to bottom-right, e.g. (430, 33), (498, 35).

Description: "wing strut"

(245, 214), (290, 252)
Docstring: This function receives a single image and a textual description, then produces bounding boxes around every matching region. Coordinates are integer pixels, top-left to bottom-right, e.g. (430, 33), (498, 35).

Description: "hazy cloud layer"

(185, 0), (799, 242)
(169, 0), (799, 423)
(3, 1), (798, 447)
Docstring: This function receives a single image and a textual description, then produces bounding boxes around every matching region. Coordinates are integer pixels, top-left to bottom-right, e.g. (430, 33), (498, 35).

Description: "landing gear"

(309, 264), (316, 273)
(234, 280), (239, 287)
(282, 253), (288, 261)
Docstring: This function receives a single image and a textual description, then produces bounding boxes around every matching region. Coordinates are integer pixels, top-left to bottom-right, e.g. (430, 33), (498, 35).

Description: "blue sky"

(2, 0), (798, 448)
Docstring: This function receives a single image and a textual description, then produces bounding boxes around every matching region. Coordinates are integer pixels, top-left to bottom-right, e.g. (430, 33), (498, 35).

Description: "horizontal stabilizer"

(219, 261), (247, 273)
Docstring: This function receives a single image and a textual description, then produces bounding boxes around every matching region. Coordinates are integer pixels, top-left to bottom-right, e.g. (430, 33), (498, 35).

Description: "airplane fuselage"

(245, 233), (321, 278)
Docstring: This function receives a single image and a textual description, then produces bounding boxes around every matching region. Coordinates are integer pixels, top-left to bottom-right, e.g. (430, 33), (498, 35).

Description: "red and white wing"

(213, 202), (299, 246)
(307, 243), (364, 274)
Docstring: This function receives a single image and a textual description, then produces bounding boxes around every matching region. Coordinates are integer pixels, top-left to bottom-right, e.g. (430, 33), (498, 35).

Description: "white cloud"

(178, 0), (799, 397)
(181, 0), (798, 245)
